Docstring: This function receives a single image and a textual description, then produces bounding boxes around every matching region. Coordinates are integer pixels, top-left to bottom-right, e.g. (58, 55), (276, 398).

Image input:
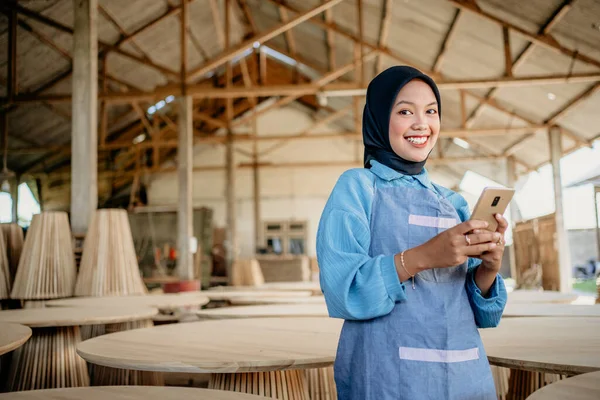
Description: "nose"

(411, 122), (428, 131)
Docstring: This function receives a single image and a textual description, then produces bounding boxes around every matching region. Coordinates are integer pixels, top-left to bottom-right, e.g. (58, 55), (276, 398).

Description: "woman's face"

(388, 79), (440, 162)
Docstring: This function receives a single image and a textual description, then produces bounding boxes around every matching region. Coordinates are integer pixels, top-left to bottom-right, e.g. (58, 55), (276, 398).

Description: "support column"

(177, 96), (194, 281)
(10, 176), (18, 223)
(71, 0), (98, 236)
(506, 156), (518, 282)
(548, 126), (571, 292)
(594, 186), (600, 261)
(253, 148), (260, 252)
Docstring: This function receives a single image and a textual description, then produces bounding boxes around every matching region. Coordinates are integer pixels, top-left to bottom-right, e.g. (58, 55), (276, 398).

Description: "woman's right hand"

(416, 220), (501, 270)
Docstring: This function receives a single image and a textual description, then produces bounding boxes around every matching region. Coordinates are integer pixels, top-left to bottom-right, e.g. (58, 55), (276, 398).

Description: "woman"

(316, 66), (507, 399)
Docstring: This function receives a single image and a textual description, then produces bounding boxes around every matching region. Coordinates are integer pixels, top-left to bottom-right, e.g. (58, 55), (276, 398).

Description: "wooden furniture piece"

(77, 317), (343, 400)
(75, 209), (147, 296)
(0, 323), (31, 355)
(0, 229), (10, 299)
(480, 317), (600, 400)
(46, 292), (210, 312)
(229, 295), (325, 306)
(195, 304), (328, 319)
(0, 223), (24, 283)
(0, 306), (157, 391)
(526, 371), (600, 400)
(11, 212), (77, 300)
(503, 303), (600, 318)
(203, 290), (312, 302)
(0, 386), (269, 399)
(255, 255), (311, 282)
(507, 290), (579, 304)
(231, 259), (264, 287)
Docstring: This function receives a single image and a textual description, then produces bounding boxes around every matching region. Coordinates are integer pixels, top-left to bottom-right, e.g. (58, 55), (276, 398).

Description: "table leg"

(83, 319), (164, 386)
(305, 366), (337, 400)
(506, 369), (565, 400)
(6, 326), (89, 391)
(491, 366), (510, 400)
(209, 370), (309, 400)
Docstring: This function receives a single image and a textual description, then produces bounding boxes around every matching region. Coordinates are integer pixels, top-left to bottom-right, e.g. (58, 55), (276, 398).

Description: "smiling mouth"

(405, 136), (430, 147)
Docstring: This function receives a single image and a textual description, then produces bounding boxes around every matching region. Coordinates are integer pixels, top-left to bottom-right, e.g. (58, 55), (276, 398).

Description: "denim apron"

(333, 182), (497, 399)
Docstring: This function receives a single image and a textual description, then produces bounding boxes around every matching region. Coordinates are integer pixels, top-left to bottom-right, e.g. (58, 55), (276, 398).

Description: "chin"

(402, 148), (432, 163)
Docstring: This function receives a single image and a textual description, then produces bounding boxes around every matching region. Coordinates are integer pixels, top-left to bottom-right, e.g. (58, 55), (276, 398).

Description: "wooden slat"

(432, 9), (461, 73)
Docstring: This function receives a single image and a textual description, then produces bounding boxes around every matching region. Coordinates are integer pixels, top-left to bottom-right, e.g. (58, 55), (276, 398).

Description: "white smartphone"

(470, 187), (515, 232)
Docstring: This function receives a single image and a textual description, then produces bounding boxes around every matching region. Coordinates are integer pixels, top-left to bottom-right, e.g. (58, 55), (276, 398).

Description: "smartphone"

(470, 187), (515, 232)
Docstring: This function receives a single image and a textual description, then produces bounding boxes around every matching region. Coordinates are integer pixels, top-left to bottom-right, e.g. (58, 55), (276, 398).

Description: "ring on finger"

(465, 235), (471, 246)
(497, 237), (503, 246)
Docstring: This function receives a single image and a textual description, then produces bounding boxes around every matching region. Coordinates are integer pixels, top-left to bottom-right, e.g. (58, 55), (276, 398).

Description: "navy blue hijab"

(363, 66), (442, 175)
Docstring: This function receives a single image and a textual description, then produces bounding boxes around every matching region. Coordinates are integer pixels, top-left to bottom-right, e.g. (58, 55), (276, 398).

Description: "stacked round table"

(526, 371), (600, 399)
(481, 317), (600, 400)
(229, 296), (325, 306)
(209, 282), (322, 295)
(0, 323), (31, 356)
(201, 290), (312, 302)
(0, 386), (272, 399)
(194, 304), (329, 319)
(0, 306), (157, 391)
(77, 317), (343, 400)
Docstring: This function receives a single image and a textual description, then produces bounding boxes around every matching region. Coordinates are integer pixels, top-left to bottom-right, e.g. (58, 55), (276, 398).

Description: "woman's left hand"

(472, 214), (508, 272)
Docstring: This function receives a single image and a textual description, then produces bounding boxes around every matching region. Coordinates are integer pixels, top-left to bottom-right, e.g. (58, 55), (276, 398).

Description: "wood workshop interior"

(0, 0), (599, 399)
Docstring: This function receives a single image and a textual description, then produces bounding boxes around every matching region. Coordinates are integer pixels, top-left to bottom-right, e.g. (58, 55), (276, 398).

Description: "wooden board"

(480, 317), (600, 375)
(0, 322), (32, 355)
(507, 290), (579, 304)
(46, 293), (210, 310)
(195, 304), (329, 319)
(503, 303), (600, 318)
(0, 386), (269, 399)
(203, 290), (312, 301)
(526, 371), (600, 400)
(0, 306), (158, 327)
(229, 296), (326, 306)
(77, 317), (343, 373)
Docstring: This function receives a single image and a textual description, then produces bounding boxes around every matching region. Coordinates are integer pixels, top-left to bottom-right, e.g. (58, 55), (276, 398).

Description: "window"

(262, 220), (308, 255)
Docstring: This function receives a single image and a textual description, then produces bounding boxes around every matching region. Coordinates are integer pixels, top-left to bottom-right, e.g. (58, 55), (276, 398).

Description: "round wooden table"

(503, 303), (600, 318)
(0, 306), (157, 391)
(507, 290), (580, 304)
(229, 296), (325, 306)
(195, 304), (329, 319)
(78, 317), (343, 400)
(46, 293), (210, 312)
(0, 323), (31, 355)
(526, 371), (600, 400)
(209, 282), (321, 295)
(0, 386), (271, 399)
(481, 317), (600, 400)
(202, 290), (312, 302)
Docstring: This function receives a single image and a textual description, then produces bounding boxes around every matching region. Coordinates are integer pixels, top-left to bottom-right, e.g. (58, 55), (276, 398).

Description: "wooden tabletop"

(0, 307), (158, 328)
(208, 282), (321, 293)
(229, 295), (326, 306)
(480, 317), (600, 375)
(195, 304), (329, 319)
(0, 323), (32, 355)
(526, 371), (600, 400)
(507, 290), (580, 304)
(77, 317), (343, 373)
(0, 386), (269, 399)
(46, 293), (210, 310)
(503, 303), (600, 318)
(203, 290), (312, 301)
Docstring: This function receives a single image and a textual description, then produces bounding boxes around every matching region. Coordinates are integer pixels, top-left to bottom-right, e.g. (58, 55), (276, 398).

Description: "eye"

(426, 109), (438, 115)
(398, 109), (413, 115)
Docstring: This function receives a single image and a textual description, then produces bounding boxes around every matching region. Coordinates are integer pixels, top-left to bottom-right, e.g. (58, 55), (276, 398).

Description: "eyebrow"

(395, 100), (438, 107)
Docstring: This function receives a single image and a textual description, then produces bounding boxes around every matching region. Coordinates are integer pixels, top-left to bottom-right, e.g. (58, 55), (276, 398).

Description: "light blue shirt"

(317, 160), (507, 328)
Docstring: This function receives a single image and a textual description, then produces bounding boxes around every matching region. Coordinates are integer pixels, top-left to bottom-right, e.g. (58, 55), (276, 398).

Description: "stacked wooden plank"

(0, 223), (24, 283)
(10, 212), (76, 300)
(0, 228), (10, 299)
(75, 209), (146, 296)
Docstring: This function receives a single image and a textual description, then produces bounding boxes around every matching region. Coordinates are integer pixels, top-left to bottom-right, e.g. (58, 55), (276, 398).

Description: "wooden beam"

(278, 6), (297, 56)
(375, 0), (393, 75)
(0, 2), (178, 79)
(460, 89), (467, 128)
(7, 6), (17, 102)
(259, 48), (267, 85)
(503, 26), (513, 77)
(464, 0), (575, 127)
(237, 0), (257, 35)
(186, 0), (345, 82)
(194, 111), (227, 128)
(545, 82), (600, 124)
(181, 0), (189, 89)
(449, 0), (600, 70)
(433, 9), (461, 73)
(357, 0), (365, 86)
(98, 4), (150, 61)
